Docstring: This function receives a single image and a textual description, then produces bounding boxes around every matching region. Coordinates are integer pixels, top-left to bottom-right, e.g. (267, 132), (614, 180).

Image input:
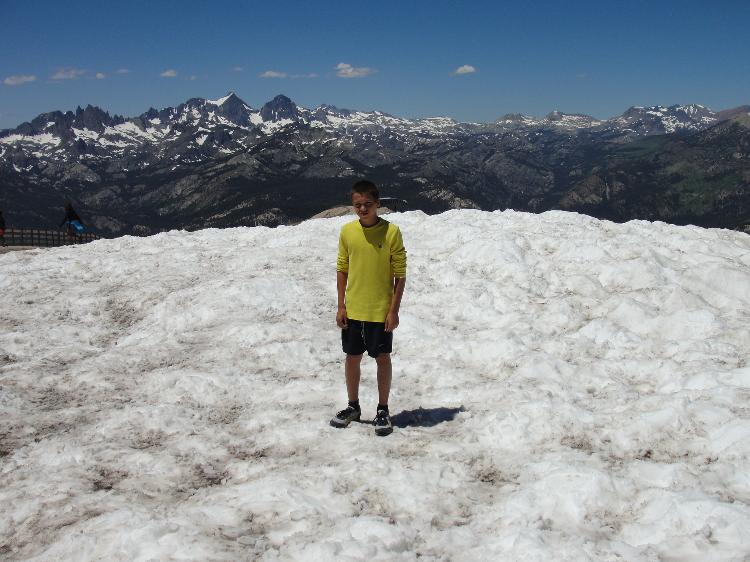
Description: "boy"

(331, 180), (407, 436)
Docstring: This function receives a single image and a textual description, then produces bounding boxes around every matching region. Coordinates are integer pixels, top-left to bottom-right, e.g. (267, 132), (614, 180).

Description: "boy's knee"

(345, 353), (363, 364)
(375, 353), (391, 365)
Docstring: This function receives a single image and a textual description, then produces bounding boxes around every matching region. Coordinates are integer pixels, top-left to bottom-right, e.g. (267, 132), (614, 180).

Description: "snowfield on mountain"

(1, 209), (750, 561)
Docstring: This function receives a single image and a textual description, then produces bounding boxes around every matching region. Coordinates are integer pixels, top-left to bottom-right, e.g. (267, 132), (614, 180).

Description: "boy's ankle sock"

(377, 404), (389, 413)
(348, 400), (360, 411)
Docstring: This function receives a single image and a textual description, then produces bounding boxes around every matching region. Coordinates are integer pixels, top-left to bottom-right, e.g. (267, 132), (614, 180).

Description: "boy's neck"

(359, 216), (380, 228)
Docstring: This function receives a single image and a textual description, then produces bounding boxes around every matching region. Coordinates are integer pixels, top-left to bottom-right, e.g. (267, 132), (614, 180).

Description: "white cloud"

(189, 75), (198, 81)
(95, 72), (106, 80)
(160, 69), (178, 78)
(51, 68), (86, 80)
(260, 70), (288, 78)
(4, 74), (37, 86)
(335, 62), (376, 78)
(231, 66), (244, 72)
(115, 68), (130, 75)
(260, 70), (318, 79)
(453, 65), (477, 75)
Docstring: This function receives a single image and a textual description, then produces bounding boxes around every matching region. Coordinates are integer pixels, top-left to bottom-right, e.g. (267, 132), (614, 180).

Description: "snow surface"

(260, 119), (295, 134)
(104, 122), (164, 144)
(72, 128), (100, 141)
(0, 133), (61, 146)
(1, 210), (750, 561)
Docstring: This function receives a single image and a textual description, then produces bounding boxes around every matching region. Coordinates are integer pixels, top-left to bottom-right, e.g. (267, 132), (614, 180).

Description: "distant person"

(0, 210), (5, 246)
(331, 180), (407, 436)
(59, 202), (85, 238)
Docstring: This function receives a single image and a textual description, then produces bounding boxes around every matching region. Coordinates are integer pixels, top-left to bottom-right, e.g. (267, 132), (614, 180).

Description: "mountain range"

(1, 93), (749, 235)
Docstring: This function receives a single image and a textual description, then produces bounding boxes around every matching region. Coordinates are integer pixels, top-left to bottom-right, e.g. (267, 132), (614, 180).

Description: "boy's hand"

(384, 311), (399, 332)
(336, 307), (348, 329)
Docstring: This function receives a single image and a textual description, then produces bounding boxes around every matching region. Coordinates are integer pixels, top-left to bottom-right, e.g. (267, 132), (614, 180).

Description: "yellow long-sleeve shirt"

(336, 218), (407, 322)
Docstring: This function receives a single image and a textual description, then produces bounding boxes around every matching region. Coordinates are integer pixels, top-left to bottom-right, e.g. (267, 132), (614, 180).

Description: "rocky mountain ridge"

(0, 93), (748, 235)
(2, 93), (735, 164)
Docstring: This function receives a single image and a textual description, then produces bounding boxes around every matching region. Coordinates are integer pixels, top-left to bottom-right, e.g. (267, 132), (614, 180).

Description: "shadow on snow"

(390, 406), (466, 428)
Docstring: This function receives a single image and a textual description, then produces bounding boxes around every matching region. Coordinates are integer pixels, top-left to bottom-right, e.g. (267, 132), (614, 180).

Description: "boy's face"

(352, 191), (380, 225)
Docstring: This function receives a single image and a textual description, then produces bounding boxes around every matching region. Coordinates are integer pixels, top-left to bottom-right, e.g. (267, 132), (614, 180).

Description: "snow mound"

(1, 210), (750, 561)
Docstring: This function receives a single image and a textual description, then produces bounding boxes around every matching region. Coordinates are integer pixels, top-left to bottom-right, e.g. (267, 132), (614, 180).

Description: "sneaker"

(373, 409), (393, 436)
(330, 405), (361, 428)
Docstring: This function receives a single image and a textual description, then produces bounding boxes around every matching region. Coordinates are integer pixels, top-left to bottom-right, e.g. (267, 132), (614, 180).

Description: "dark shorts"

(342, 318), (393, 358)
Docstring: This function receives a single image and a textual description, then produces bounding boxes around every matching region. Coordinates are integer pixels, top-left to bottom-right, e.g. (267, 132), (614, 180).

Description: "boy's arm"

(336, 271), (348, 328)
(385, 226), (407, 332)
(385, 276), (406, 332)
(336, 228), (349, 328)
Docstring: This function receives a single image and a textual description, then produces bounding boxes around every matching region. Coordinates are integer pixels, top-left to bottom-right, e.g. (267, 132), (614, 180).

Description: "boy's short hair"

(351, 180), (379, 201)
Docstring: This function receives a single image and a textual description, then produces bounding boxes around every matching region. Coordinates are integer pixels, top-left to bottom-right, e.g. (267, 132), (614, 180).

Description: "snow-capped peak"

(207, 92), (239, 106)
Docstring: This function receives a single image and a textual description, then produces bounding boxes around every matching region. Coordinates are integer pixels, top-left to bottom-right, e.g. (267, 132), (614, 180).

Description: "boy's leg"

(345, 353), (363, 402)
(373, 353), (394, 436)
(375, 353), (392, 406)
(331, 353), (363, 428)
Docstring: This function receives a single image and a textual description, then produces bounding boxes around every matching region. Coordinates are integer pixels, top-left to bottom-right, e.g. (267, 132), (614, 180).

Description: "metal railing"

(1, 228), (100, 247)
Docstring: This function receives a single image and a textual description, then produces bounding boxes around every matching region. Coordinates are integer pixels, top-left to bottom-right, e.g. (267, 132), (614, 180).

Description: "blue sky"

(1, 0), (749, 129)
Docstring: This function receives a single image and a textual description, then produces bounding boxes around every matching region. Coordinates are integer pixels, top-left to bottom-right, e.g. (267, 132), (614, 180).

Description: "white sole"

(330, 416), (360, 428)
